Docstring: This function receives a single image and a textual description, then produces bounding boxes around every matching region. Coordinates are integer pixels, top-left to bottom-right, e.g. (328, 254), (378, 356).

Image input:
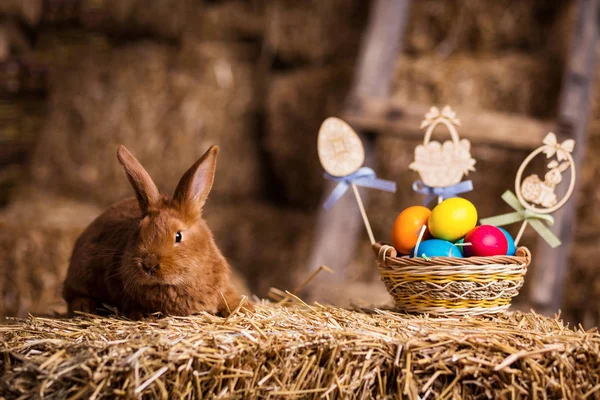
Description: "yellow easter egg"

(429, 198), (478, 242)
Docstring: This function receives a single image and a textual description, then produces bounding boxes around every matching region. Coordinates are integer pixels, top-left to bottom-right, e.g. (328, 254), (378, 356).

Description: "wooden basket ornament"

(410, 106), (475, 205)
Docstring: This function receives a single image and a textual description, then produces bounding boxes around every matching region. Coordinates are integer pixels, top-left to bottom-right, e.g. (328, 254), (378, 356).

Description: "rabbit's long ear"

(174, 146), (218, 211)
(117, 145), (160, 214)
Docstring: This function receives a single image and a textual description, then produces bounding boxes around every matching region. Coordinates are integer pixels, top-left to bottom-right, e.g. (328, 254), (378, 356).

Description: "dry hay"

(0, 188), (101, 317)
(0, 0), (42, 25)
(1, 304), (600, 399)
(198, 0), (265, 41)
(77, 0), (196, 40)
(266, 65), (353, 209)
(76, 0), (264, 42)
(264, 0), (368, 64)
(405, 0), (572, 57)
(30, 30), (111, 72)
(393, 53), (561, 118)
(0, 95), (46, 205)
(30, 39), (262, 207)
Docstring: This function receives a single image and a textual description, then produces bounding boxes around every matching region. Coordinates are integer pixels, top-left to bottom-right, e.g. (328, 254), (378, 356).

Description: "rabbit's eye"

(175, 231), (183, 243)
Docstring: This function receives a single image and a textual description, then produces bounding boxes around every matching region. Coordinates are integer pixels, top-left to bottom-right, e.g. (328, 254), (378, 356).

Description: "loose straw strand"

(351, 183), (376, 245)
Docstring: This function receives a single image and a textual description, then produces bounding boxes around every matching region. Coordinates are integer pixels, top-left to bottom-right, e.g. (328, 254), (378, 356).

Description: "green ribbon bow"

(479, 191), (561, 248)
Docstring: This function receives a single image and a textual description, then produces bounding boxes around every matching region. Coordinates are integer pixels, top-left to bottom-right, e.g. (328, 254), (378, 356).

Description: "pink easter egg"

(463, 225), (508, 257)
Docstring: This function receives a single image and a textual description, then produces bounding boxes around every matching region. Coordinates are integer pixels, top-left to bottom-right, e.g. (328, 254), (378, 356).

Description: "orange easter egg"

(392, 206), (431, 254)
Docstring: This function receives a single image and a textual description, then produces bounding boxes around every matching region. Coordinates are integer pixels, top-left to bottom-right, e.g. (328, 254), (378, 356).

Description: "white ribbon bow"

(420, 105), (461, 129)
(543, 132), (575, 161)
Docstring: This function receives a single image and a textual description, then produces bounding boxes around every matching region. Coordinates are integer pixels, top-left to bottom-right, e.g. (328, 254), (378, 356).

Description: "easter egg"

(392, 206), (431, 254)
(463, 225), (508, 257)
(411, 239), (464, 258)
(497, 227), (516, 256)
(428, 198), (478, 242)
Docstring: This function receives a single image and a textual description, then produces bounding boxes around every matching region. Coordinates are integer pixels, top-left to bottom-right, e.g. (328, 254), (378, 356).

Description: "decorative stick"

(351, 183), (376, 245)
(514, 220), (528, 247)
(414, 225), (427, 257)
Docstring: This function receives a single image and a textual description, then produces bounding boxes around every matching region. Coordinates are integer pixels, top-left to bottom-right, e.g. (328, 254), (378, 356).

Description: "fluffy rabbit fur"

(63, 145), (249, 318)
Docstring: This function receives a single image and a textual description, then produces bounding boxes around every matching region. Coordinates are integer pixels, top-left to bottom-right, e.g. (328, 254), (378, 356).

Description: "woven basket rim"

(373, 242), (531, 268)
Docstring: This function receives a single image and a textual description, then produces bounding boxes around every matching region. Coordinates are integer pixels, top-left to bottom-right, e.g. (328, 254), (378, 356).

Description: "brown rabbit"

(63, 145), (250, 318)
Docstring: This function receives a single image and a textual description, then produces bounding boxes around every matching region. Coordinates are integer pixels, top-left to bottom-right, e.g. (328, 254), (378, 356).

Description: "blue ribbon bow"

(323, 167), (397, 209)
(412, 180), (473, 205)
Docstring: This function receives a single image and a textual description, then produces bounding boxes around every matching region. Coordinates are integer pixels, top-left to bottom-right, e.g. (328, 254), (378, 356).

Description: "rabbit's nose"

(141, 254), (160, 274)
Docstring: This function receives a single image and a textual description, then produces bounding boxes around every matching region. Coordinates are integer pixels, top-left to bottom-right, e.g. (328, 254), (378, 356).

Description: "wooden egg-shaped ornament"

(463, 225), (508, 257)
(391, 206), (431, 254)
(317, 117), (365, 177)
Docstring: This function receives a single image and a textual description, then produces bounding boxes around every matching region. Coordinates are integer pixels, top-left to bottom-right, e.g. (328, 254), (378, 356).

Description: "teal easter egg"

(411, 239), (464, 258)
(497, 227), (516, 256)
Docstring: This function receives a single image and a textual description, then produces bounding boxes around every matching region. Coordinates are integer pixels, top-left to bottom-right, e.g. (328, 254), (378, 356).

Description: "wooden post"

(304, 0), (411, 296)
(529, 0), (599, 316)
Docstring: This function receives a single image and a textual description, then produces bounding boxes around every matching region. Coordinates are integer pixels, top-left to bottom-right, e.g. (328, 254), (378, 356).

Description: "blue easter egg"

(411, 239), (464, 258)
(497, 227), (516, 256)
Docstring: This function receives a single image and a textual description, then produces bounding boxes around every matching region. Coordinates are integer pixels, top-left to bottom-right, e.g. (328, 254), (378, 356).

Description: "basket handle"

(373, 242), (397, 263)
(515, 246), (532, 267)
(423, 118), (461, 146)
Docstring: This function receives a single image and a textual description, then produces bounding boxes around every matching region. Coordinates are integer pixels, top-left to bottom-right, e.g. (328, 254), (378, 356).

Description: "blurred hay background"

(0, 0), (598, 328)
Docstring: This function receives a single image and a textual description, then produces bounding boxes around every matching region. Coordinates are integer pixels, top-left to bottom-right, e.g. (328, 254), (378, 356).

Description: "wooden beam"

(343, 99), (553, 150)
(529, 0), (599, 317)
(304, 0), (411, 299)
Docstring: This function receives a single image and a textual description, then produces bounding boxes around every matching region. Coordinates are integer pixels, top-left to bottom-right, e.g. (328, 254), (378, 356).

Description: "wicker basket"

(374, 242), (531, 316)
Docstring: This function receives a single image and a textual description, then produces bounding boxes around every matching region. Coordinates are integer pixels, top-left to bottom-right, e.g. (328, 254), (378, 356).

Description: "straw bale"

(30, 29), (111, 71)
(204, 200), (315, 297)
(30, 40), (262, 206)
(405, 0), (572, 56)
(0, 0), (42, 25)
(78, 0), (195, 40)
(2, 305), (599, 398)
(197, 0), (265, 41)
(264, 0), (368, 64)
(0, 95), (46, 205)
(78, 0), (265, 42)
(393, 53), (561, 118)
(0, 189), (101, 317)
(266, 65), (353, 209)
